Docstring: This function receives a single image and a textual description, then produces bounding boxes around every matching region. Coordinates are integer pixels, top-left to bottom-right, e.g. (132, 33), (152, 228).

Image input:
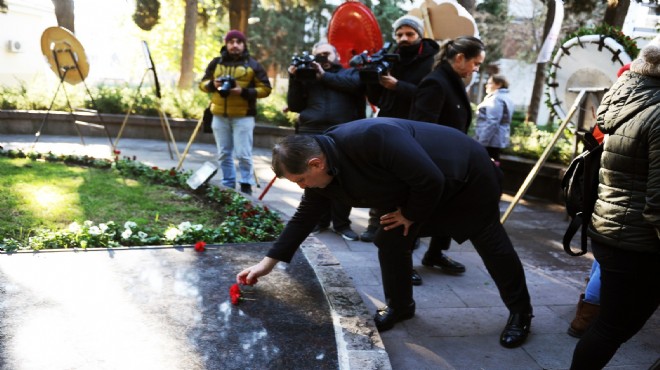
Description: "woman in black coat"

(409, 36), (486, 274)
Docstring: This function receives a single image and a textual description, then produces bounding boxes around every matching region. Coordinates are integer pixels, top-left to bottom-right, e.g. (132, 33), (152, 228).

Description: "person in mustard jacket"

(199, 30), (272, 195)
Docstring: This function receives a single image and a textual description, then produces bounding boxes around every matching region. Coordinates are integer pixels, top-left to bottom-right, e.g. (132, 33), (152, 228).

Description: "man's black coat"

(267, 118), (503, 263)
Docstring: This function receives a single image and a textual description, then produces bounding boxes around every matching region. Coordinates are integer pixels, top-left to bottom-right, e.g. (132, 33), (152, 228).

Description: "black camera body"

(216, 75), (236, 98)
(349, 42), (400, 84)
(291, 52), (319, 81)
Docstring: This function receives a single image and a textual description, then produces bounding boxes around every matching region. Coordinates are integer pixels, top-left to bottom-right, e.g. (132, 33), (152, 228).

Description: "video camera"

(290, 51), (327, 81)
(349, 42), (400, 84)
(216, 75), (236, 98)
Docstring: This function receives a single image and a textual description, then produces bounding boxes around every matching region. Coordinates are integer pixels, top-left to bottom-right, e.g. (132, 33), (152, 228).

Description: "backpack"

(560, 132), (602, 256)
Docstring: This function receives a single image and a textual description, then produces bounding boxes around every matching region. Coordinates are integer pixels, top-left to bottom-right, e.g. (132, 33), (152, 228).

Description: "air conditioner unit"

(7, 40), (23, 53)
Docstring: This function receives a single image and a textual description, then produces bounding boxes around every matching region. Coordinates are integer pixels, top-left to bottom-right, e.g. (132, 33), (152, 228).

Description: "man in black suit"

(237, 117), (534, 348)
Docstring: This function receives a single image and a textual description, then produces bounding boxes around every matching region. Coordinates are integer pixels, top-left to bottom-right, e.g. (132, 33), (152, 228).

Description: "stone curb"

(301, 237), (392, 370)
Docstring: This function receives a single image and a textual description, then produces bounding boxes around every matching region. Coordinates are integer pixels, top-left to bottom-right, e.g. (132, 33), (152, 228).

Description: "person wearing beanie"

(569, 34), (660, 370)
(199, 29), (272, 196)
(362, 14), (466, 292)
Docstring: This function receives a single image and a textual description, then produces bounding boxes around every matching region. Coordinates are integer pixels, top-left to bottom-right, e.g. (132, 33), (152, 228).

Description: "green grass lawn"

(0, 157), (225, 237)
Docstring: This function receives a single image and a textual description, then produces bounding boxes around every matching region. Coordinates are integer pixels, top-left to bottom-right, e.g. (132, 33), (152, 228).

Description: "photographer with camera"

(286, 41), (365, 241)
(199, 30), (272, 196)
(363, 15), (438, 119)
(359, 16), (466, 285)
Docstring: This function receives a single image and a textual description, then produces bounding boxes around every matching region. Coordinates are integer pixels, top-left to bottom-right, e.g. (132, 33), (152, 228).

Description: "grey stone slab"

(0, 245), (338, 370)
(412, 281), (466, 309)
(405, 307), (507, 338)
(383, 334), (542, 370)
(340, 266), (382, 287)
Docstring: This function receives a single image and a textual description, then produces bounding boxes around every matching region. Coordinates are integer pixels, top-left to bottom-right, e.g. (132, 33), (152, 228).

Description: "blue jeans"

(211, 115), (255, 188)
(584, 260), (601, 304)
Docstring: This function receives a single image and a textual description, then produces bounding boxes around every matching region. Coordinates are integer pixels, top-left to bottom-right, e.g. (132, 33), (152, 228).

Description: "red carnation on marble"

(194, 241), (206, 252)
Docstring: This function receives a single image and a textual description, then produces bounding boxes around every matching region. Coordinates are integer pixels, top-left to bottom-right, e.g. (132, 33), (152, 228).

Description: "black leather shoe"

(500, 311), (533, 348)
(374, 302), (415, 332)
(360, 227), (377, 242)
(239, 183), (252, 196)
(412, 269), (423, 286)
(422, 252), (466, 274)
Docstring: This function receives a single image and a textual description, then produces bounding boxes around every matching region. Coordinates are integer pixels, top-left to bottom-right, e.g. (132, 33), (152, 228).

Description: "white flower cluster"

(164, 221), (204, 242)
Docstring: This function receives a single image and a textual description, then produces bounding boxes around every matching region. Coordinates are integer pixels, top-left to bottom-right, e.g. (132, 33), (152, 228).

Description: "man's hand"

(380, 207), (414, 236)
(311, 62), (325, 79)
(379, 73), (398, 90)
(236, 257), (279, 285)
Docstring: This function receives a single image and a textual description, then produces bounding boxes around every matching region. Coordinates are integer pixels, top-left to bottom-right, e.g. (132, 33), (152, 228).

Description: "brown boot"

(567, 294), (600, 338)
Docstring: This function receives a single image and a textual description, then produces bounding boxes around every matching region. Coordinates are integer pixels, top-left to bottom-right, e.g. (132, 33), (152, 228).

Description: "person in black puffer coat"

(570, 35), (660, 370)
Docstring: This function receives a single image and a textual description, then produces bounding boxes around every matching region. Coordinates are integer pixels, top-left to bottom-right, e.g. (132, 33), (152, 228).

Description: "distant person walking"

(473, 74), (514, 166)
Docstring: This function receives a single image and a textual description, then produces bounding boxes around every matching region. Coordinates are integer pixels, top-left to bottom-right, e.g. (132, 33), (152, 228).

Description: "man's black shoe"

(422, 252), (466, 274)
(239, 183), (252, 196)
(412, 269), (423, 286)
(334, 227), (359, 241)
(360, 227), (377, 242)
(374, 302), (415, 332)
(499, 311), (533, 348)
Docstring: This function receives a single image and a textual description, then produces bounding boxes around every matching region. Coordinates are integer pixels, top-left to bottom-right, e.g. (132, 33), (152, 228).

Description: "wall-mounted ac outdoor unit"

(7, 40), (23, 53)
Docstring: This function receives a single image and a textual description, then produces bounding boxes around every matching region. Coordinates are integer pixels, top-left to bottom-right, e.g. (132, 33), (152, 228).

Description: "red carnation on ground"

(194, 241), (206, 252)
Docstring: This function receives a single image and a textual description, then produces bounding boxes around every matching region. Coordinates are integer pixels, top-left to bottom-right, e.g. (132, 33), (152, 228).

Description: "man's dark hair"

(272, 135), (322, 177)
(434, 36), (485, 69)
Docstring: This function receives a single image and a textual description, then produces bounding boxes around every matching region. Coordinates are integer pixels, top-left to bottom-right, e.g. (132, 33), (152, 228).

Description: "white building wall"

(0, 0), (148, 90)
(0, 0), (56, 87)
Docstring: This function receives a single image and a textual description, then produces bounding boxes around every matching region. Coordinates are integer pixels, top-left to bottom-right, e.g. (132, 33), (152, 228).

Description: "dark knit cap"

(225, 30), (246, 43)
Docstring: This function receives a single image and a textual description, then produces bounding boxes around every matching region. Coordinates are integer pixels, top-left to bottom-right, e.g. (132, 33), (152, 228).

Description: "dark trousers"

(369, 208), (450, 256)
(374, 218), (531, 313)
(570, 240), (660, 370)
(318, 200), (352, 230)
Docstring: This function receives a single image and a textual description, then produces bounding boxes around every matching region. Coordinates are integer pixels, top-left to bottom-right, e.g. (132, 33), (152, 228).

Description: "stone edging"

(300, 237), (392, 370)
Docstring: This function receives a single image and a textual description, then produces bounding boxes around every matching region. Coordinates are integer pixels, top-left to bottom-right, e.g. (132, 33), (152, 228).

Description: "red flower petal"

(230, 283), (242, 305)
(194, 241), (206, 252)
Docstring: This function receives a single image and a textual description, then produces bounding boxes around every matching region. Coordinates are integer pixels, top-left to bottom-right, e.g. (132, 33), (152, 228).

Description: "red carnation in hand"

(230, 283), (242, 305)
(194, 241), (206, 252)
(230, 282), (257, 305)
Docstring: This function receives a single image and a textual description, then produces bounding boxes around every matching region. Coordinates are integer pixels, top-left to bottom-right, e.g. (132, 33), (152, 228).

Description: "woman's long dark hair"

(433, 36), (485, 69)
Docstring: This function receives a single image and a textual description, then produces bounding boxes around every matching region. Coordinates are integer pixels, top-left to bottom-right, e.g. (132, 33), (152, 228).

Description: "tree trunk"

(526, 0), (555, 124)
(52, 0), (75, 33)
(604, 0), (631, 28)
(178, 0), (198, 89)
(229, 0), (251, 34)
